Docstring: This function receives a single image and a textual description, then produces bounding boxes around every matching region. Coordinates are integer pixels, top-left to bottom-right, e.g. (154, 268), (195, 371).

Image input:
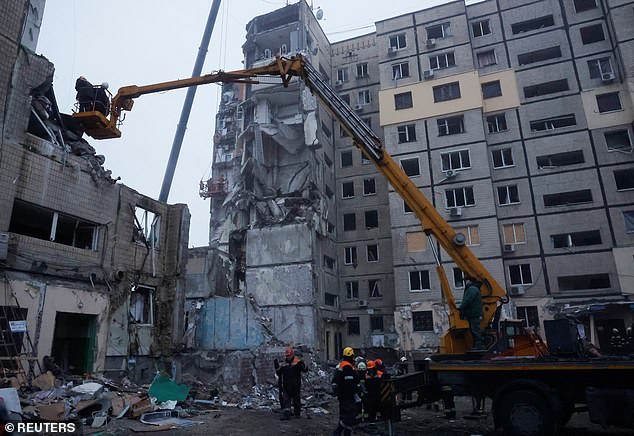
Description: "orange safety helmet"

(374, 358), (383, 367)
(366, 360), (376, 369)
(285, 346), (294, 358)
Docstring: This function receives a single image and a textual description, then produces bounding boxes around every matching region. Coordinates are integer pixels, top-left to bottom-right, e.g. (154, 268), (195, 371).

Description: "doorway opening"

(51, 312), (97, 374)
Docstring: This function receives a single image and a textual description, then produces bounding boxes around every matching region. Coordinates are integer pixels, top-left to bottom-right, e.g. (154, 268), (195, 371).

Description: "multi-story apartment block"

(200, 0), (634, 362)
(1, 0), (190, 380)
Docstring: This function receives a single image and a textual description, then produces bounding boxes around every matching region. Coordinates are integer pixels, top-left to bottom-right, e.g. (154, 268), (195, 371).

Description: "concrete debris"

(70, 382), (103, 396)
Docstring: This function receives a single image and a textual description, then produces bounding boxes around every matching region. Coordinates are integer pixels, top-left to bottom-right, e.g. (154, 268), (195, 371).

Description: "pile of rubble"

(1, 370), (218, 432)
(0, 350), (338, 432)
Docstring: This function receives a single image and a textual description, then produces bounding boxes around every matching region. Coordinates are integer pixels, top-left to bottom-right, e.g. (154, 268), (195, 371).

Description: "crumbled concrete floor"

(100, 396), (632, 435)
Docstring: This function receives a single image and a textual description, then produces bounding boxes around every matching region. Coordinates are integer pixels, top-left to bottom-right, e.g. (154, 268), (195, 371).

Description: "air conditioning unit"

(335, 80), (343, 87)
(445, 169), (457, 178)
(426, 38), (436, 49)
(423, 69), (435, 80)
(601, 72), (615, 82)
(387, 46), (396, 55)
(358, 299), (368, 308)
(0, 232), (8, 261)
(509, 285), (525, 296)
(503, 244), (515, 253)
(354, 104), (363, 112)
(449, 206), (463, 217)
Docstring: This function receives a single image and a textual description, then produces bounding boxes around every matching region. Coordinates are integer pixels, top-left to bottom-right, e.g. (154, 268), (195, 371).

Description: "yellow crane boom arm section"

(74, 56), (508, 353)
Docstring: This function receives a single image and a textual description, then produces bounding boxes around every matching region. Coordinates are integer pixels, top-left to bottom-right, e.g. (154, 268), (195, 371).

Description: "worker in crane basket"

(459, 275), (484, 350)
(331, 346), (361, 436)
(274, 346), (307, 420)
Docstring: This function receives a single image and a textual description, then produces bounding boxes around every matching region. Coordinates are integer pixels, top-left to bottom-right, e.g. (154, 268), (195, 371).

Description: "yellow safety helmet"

(343, 346), (355, 357)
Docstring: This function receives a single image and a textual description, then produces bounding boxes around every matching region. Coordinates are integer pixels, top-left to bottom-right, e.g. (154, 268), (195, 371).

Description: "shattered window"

(347, 317), (360, 335)
(323, 255), (335, 269)
(596, 92), (621, 113)
(367, 244), (379, 262)
(487, 114), (508, 133)
(517, 306), (540, 329)
(9, 199), (99, 251)
(397, 124), (416, 143)
(344, 246), (357, 265)
(370, 316), (384, 332)
(509, 264), (533, 285)
(394, 92), (413, 110)
(511, 15), (554, 35)
(325, 293), (339, 307)
(369, 279), (382, 298)
(336, 68), (349, 83)
(401, 157), (420, 177)
(433, 82), (461, 102)
(365, 210), (378, 229)
(518, 46), (562, 66)
(134, 206), (160, 248)
(529, 114), (576, 132)
(445, 187), (475, 208)
(341, 94), (351, 105)
(356, 63), (369, 78)
(392, 62), (410, 80)
(427, 22), (451, 39)
(453, 268), (465, 288)
(441, 149), (470, 171)
(472, 20), (491, 37)
(358, 90), (371, 106)
(429, 52), (455, 70)
(492, 148), (514, 168)
(543, 189), (592, 207)
(345, 281), (359, 299)
(409, 271), (430, 292)
(389, 33), (406, 50)
(413, 311), (434, 331)
(321, 121), (332, 139)
(363, 178), (376, 195)
(537, 150), (584, 168)
(580, 24), (605, 45)
(343, 213), (356, 231)
(614, 169), (634, 191)
(605, 130), (632, 153)
(588, 57), (613, 79)
(404, 201), (413, 213)
(130, 285), (154, 325)
(477, 50), (497, 68)
(437, 115), (464, 136)
(341, 151), (353, 168)
(481, 80), (502, 99)
(574, 0), (597, 12)
(342, 181), (355, 199)
(497, 185), (520, 205)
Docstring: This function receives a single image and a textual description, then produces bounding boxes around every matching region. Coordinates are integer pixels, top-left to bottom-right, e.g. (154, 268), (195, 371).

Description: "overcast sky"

(37, 0), (482, 247)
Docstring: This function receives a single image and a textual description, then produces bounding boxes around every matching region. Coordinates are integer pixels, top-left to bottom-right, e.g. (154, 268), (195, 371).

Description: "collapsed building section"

(1, 0), (190, 383)
(191, 2), (342, 361)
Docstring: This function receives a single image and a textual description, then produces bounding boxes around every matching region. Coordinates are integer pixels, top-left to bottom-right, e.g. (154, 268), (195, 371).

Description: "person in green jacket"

(459, 276), (484, 350)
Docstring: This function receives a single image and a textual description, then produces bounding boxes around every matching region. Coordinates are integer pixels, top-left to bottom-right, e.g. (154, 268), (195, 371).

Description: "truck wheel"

(498, 390), (556, 436)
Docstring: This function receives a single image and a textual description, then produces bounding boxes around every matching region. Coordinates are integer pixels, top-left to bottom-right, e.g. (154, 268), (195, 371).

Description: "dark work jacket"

(332, 360), (359, 401)
(276, 357), (306, 393)
(459, 281), (483, 320)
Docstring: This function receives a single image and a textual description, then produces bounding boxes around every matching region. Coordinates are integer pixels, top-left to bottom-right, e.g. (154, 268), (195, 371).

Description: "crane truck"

(73, 55), (634, 435)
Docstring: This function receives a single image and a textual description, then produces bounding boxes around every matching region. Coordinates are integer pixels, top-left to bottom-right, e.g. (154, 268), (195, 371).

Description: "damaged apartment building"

(192, 0), (634, 364)
(1, 0), (190, 382)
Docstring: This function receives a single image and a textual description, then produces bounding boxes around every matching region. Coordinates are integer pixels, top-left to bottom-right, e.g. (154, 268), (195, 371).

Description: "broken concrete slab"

(32, 371), (56, 391)
(71, 382), (103, 397)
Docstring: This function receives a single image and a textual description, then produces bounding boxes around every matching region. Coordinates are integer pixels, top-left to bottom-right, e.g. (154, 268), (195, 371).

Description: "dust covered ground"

(105, 396), (632, 435)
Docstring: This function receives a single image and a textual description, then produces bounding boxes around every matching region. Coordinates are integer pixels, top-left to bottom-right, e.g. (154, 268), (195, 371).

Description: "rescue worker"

(356, 361), (367, 421)
(75, 76), (94, 112)
(609, 328), (628, 354)
(459, 275), (484, 350)
(274, 346), (307, 420)
(94, 82), (110, 116)
(364, 360), (384, 423)
(332, 346), (360, 436)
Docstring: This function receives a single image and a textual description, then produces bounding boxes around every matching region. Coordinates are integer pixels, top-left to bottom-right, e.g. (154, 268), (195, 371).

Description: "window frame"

(471, 20), (491, 38)
(365, 210), (379, 229)
(580, 23), (605, 45)
(342, 181), (355, 199)
(503, 223), (527, 245)
(437, 115), (465, 136)
(440, 149), (471, 172)
(344, 246), (357, 266)
(346, 317), (360, 336)
(389, 33), (407, 50)
(397, 124), (417, 143)
(487, 113), (508, 134)
(366, 244), (379, 263)
(409, 270), (431, 292)
(358, 89), (372, 106)
(429, 52), (456, 70)
(400, 157), (421, 177)
(426, 22), (451, 39)
(392, 62), (410, 80)
(497, 184), (521, 206)
(492, 147), (514, 168)
(343, 213), (356, 231)
(363, 178), (377, 196)
(356, 62), (369, 78)
(481, 80), (502, 99)
(369, 279), (382, 298)
(412, 311), (434, 332)
(596, 92), (622, 113)
(433, 82), (461, 103)
(476, 50), (497, 68)
(509, 264), (533, 286)
(394, 91), (413, 110)
(345, 281), (359, 300)
(445, 186), (476, 208)
(614, 168), (634, 191)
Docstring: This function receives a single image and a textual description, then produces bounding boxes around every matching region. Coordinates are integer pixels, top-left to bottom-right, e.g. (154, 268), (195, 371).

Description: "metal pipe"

(159, 0), (223, 202)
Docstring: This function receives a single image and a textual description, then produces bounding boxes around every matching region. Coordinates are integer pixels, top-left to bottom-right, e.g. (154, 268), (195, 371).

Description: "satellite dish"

(316, 7), (324, 20)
